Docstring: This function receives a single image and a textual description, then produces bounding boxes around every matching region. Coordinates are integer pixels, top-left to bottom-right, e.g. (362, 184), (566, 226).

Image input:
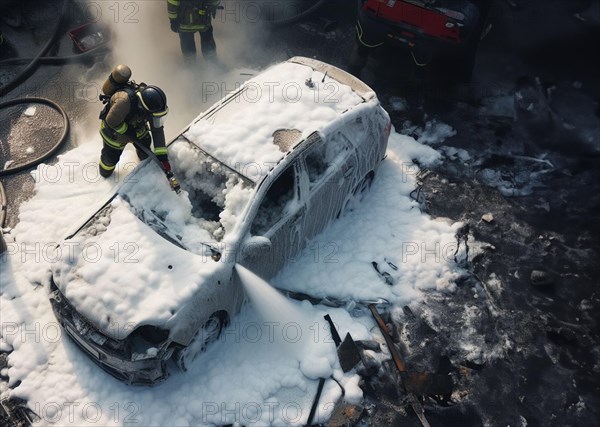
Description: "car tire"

(174, 311), (228, 372)
(338, 171), (374, 218)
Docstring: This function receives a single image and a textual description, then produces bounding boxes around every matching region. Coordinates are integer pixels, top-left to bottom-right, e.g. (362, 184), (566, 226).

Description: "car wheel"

(338, 171), (374, 218)
(174, 311), (228, 372)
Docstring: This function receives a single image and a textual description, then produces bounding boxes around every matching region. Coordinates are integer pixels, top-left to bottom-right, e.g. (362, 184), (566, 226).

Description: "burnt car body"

(49, 57), (391, 385)
(353, 0), (493, 80)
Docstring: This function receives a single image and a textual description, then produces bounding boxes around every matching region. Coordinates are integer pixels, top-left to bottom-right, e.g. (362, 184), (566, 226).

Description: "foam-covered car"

(49, 57), (391, 385)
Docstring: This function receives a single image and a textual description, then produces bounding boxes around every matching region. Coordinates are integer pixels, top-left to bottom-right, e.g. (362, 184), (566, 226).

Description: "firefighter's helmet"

(137, 85), (168, 117)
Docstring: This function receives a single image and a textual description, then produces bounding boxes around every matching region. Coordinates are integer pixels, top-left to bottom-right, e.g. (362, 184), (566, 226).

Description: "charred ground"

(1, 0), (599, 426)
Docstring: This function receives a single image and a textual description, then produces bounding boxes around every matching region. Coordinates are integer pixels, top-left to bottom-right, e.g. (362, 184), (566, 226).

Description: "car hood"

(52, 197), (228, 341)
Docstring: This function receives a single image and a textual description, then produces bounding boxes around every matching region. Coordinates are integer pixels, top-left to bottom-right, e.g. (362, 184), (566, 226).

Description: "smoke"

(104, 0), (219, 137)
(94, 0), (308, 139)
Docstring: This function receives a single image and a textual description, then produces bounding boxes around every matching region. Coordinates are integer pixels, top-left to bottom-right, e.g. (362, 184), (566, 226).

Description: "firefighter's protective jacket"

(167, 0), (221, 32)
(100, 89), (168, 161)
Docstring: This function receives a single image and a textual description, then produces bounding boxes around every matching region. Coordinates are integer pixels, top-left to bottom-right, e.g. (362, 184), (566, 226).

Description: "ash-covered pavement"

(253, 1), (600, 424)
(2, 0), (599, 426)
(354, 1), (600, 424)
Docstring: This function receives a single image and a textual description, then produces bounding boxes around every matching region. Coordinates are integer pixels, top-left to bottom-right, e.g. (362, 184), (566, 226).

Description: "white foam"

(0, 79), (464, 427)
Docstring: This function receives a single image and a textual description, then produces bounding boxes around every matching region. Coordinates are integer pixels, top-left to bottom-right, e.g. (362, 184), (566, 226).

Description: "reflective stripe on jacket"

(100, 89), (169, 161)
(168, 0), (220, 32)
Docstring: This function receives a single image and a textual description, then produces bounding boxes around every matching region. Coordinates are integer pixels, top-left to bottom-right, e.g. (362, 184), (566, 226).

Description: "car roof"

(180, 57), (375, 183)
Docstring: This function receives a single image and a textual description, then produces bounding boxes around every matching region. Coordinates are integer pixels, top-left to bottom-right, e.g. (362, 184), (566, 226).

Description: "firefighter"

(98, 64), (180, 192)
(167, 0), (222, 65)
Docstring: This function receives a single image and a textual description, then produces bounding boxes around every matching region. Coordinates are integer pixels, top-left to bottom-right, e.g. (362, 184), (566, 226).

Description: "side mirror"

(241, 236), (272, 260)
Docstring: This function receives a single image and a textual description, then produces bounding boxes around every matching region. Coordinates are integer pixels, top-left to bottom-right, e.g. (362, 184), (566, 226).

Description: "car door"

(302, 129), (358, 240)
(244, 162), (306, 280)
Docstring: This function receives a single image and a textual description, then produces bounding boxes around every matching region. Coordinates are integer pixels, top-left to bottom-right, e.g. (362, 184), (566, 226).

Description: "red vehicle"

(351, 0), (493, 81)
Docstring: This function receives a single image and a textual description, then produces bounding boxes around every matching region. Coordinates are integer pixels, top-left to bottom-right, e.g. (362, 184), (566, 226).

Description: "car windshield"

(115, 138), (255, 255)
(169, 137), (256, 241)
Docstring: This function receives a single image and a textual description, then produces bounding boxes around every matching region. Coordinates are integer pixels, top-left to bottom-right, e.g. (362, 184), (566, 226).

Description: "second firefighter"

(167, 0), (222, 66)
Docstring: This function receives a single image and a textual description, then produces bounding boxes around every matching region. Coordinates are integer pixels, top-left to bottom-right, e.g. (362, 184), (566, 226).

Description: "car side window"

(251, 165), (296, 235)
(305, 131), (353, 185)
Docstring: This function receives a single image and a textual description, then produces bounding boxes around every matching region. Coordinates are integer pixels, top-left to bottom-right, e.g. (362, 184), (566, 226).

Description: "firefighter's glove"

(104, 127), (118, 140)
(166, 171), (181, 194)
(170, 19), (179, 33)
(208, 5), (222, 19)
(124, 128), (139, 142)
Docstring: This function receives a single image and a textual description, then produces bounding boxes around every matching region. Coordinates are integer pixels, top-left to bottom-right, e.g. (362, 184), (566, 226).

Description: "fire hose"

(0, 0), (68, 97)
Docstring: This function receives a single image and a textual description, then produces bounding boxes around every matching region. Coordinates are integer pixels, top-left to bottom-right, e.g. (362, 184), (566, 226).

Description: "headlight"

(130, 325), (170, 361)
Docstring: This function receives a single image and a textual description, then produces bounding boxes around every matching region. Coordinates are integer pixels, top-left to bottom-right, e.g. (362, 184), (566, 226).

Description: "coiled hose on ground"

(0, 177), (6, 231)
(0, 97), (70, 234)
(0, 0), (74, 232)
(0, 97), (70, 177)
